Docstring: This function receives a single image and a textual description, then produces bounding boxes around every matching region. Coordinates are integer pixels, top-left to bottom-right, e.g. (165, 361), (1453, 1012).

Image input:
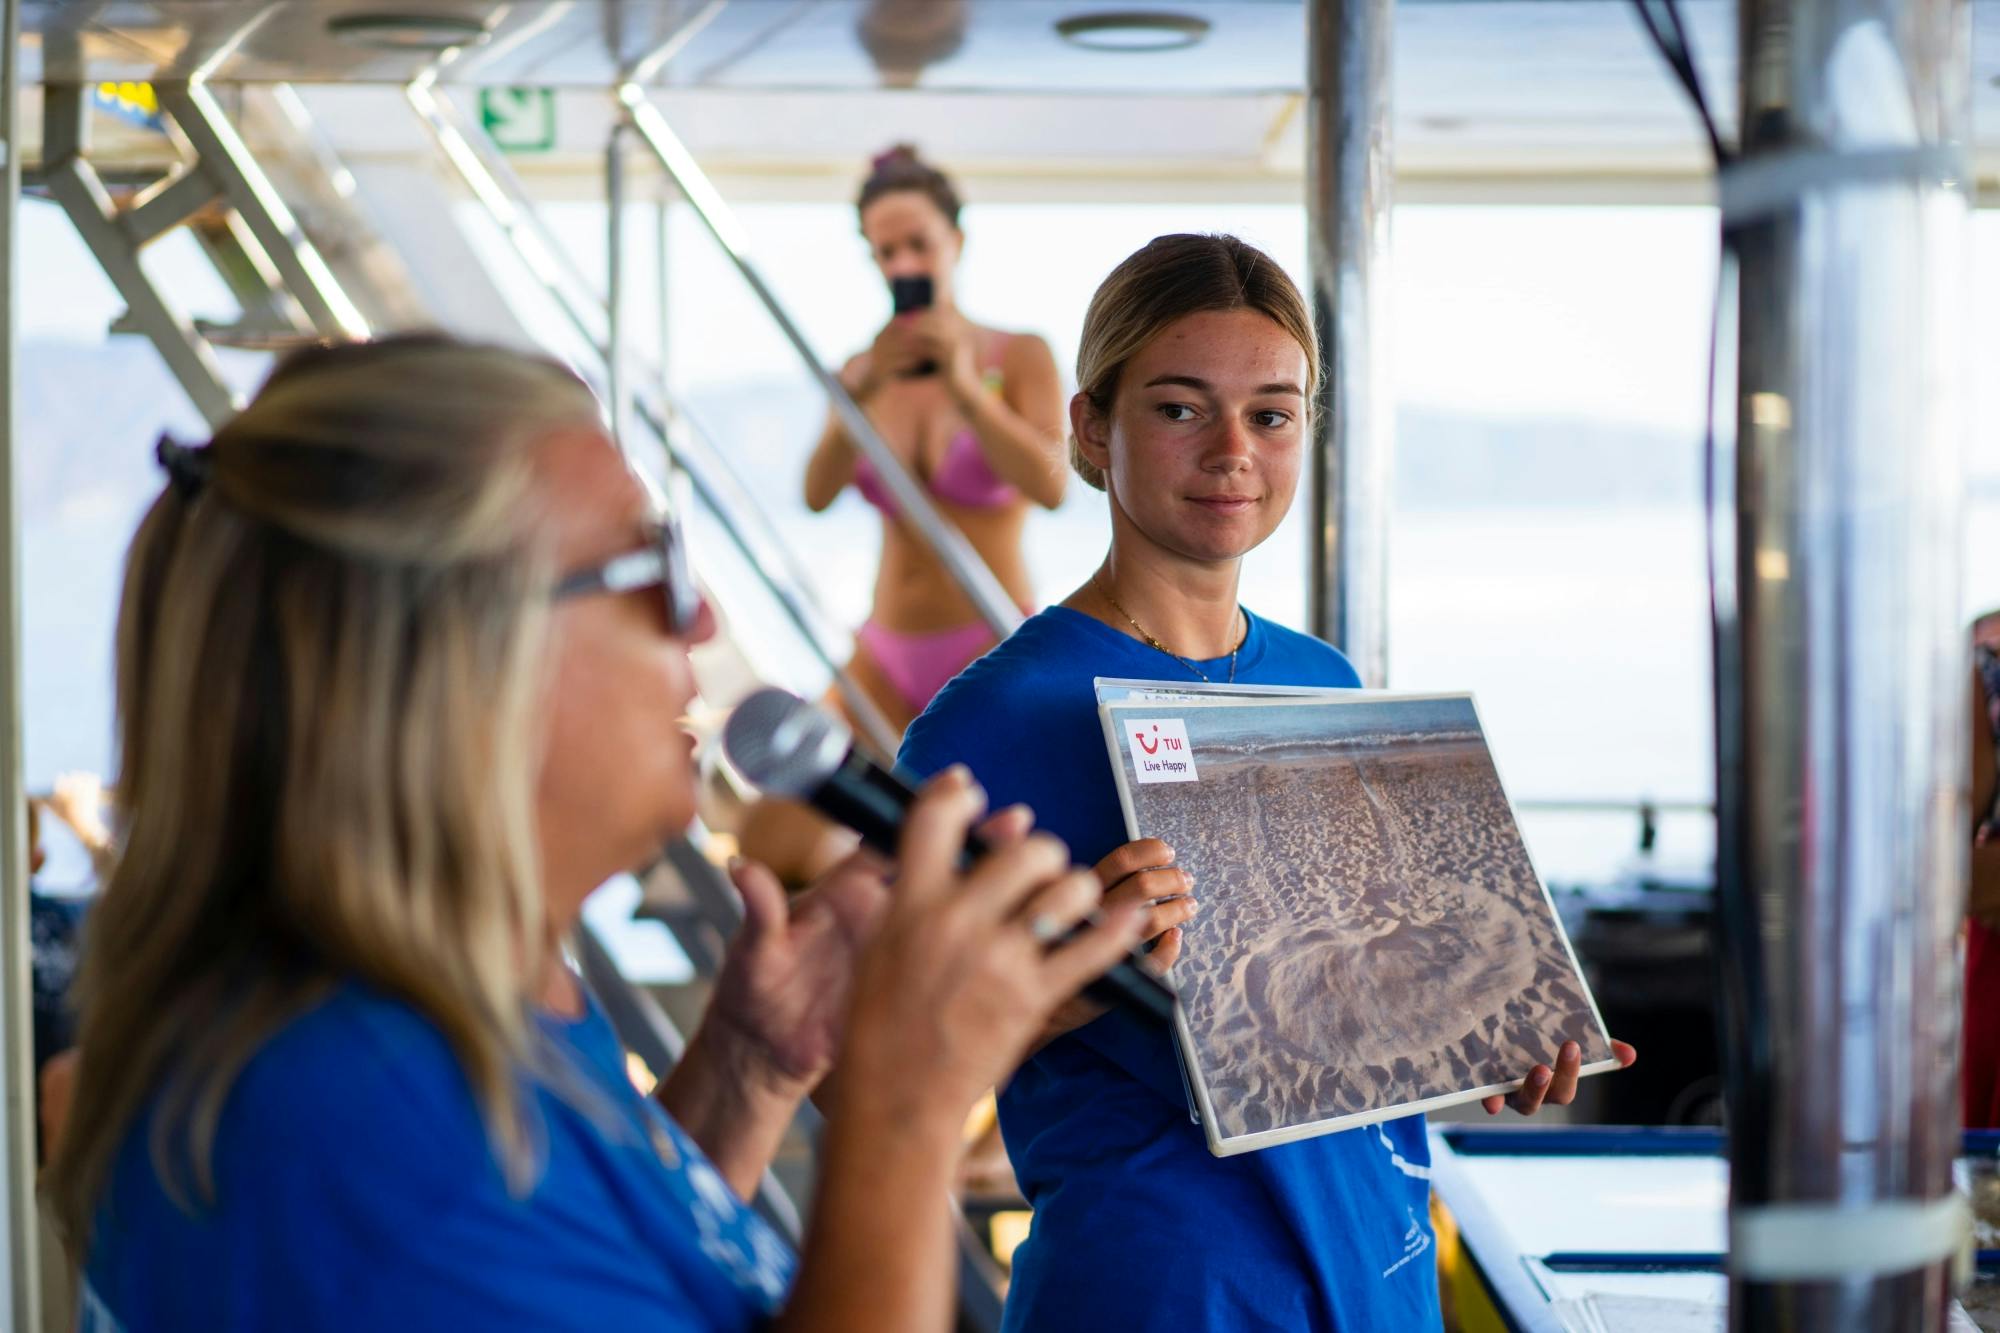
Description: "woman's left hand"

(704, 852), (888, 1097)
(704, 803), (1037, 1097)
(1483, 1039), (1638, 1116)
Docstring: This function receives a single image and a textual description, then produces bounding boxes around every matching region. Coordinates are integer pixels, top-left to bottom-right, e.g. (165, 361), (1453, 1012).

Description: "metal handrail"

(626, 0), (731, 86)
(632, 396), (906, 756)
(615, 84), (1026, 642)
(154, 80), (369, 342)
(406, 76), (608, 346)
(407, 78), (900, 758)
(1515, 797), (1714, 858)
(606, 118), (634, 454)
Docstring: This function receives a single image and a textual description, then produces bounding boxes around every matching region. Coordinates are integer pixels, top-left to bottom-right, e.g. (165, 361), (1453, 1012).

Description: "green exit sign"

(479, 87), (556, 153)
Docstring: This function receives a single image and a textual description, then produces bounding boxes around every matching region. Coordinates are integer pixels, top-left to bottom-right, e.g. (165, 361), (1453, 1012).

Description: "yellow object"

(95, 81), (159, 118)
(1433, 1198), (1507, 1333)
(625, 1051), (660, 1097)
(963, 1089), (999, 1142)
(989, 1210), (1033, 1270)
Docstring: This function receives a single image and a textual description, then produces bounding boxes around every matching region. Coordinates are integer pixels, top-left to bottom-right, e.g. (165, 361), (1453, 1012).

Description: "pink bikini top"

(852, 344), (1019, 515)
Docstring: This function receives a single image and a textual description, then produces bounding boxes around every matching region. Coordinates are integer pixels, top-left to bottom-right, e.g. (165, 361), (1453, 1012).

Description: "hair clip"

(155, 434), (214, 500)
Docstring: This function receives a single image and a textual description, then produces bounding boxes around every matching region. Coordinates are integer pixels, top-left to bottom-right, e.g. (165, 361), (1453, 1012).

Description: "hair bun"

(858, 144), (962, 227)
(871, 143), (921, 172)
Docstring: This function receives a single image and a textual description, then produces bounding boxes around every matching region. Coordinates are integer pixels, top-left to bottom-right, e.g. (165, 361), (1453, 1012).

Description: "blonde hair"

(1070, 234), (1319, 490)
(46, 335), (603, 1254)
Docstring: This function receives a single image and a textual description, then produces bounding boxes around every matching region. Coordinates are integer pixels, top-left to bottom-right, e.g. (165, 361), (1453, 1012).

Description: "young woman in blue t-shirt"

(45, 335), (1145, 1333)
(900, 234), (1637, 1331)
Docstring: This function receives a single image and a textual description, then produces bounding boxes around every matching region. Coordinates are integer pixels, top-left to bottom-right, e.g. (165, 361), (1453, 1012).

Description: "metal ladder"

(36, 80), (372, 427)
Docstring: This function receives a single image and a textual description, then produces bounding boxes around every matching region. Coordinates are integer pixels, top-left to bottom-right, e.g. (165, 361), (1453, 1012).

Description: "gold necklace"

(1093, 572), (1245, 684)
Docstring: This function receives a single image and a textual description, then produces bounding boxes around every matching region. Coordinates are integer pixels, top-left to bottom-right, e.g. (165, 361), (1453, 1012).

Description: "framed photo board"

(1098, 685), (1617, 1157)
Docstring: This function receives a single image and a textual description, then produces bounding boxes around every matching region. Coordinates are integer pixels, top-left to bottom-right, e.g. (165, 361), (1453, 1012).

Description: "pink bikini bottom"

(856, 618), (1004, 714)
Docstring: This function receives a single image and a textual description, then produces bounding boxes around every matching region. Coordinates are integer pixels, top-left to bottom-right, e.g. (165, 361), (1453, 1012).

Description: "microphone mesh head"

(722, 687), (852, 798)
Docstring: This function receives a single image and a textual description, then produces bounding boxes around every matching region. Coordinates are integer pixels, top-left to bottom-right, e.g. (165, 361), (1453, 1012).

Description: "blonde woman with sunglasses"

(48, 335), (1142, 1333)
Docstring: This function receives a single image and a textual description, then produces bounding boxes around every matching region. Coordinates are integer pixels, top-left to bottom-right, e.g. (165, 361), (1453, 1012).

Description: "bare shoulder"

(997, 329), (1058, 374)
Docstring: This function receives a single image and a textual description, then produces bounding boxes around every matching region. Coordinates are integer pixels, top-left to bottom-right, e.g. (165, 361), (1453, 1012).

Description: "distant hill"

(16, 339), (271, 784)
(19, 340), (268, 516)
(673, 376), (1710, 511)
(1393, 407), (1702, 510)
(23, 347), (1992, 528)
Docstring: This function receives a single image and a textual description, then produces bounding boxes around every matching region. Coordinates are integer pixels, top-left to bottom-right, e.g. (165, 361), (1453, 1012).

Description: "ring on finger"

(1028, 913), (1064, 944)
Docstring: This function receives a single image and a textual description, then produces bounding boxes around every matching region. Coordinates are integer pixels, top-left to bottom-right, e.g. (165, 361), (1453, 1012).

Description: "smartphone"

(890, 274), (933, 315)
(889, 275), (938, 376)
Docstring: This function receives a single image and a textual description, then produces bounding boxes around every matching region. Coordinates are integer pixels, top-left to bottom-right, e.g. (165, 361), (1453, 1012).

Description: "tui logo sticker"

(1124, 718), (1198, 784)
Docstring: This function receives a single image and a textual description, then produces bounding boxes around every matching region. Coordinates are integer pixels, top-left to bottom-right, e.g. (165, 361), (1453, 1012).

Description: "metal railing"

(407, 75), (901, 759)
(152, 81), (369, 343)
(1515, 797), (1714, 857)
(614, 82), (1025, 643)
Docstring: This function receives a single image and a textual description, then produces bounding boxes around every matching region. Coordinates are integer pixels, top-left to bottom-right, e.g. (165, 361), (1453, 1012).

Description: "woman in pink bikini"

(804, 146), (1067, 733)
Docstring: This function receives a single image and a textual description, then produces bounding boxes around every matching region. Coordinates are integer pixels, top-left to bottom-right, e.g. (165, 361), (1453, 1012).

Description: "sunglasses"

(552, 519), (704, 638)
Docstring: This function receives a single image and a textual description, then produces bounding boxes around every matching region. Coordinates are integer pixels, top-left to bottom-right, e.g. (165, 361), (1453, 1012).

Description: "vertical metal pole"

(1717, 0), (1972, 1326)
(655, 197), (673, 408)
(1304, 0), (1392, 686)
(606, 119), (631, 455)
(0, 0), (42, 1323)
(653, 195), (687, 499)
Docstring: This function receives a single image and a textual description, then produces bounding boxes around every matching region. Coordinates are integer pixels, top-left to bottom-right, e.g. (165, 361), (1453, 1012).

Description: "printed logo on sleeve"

(1124, 718), (1198, 783)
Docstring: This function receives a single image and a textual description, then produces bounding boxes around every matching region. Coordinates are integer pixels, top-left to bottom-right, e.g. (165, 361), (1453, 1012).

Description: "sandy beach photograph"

(1106, 692), (1615, 1152)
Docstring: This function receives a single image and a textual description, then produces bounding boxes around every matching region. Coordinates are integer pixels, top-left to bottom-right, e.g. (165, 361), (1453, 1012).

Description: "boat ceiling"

(19, 1), (2000, 185)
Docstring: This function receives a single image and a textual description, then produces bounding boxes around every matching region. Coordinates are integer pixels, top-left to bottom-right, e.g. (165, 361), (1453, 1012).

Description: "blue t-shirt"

(83, 983), (795, 1332)
(901, 606), (1442, 1333)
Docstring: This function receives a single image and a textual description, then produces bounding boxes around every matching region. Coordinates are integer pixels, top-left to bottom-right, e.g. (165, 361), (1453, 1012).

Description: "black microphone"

(722, 687), (1177, 1027)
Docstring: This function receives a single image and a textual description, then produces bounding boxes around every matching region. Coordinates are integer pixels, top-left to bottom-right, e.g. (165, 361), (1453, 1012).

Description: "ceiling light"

(1054, 11), (1211, 53)
(326, 13), (490, 52)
